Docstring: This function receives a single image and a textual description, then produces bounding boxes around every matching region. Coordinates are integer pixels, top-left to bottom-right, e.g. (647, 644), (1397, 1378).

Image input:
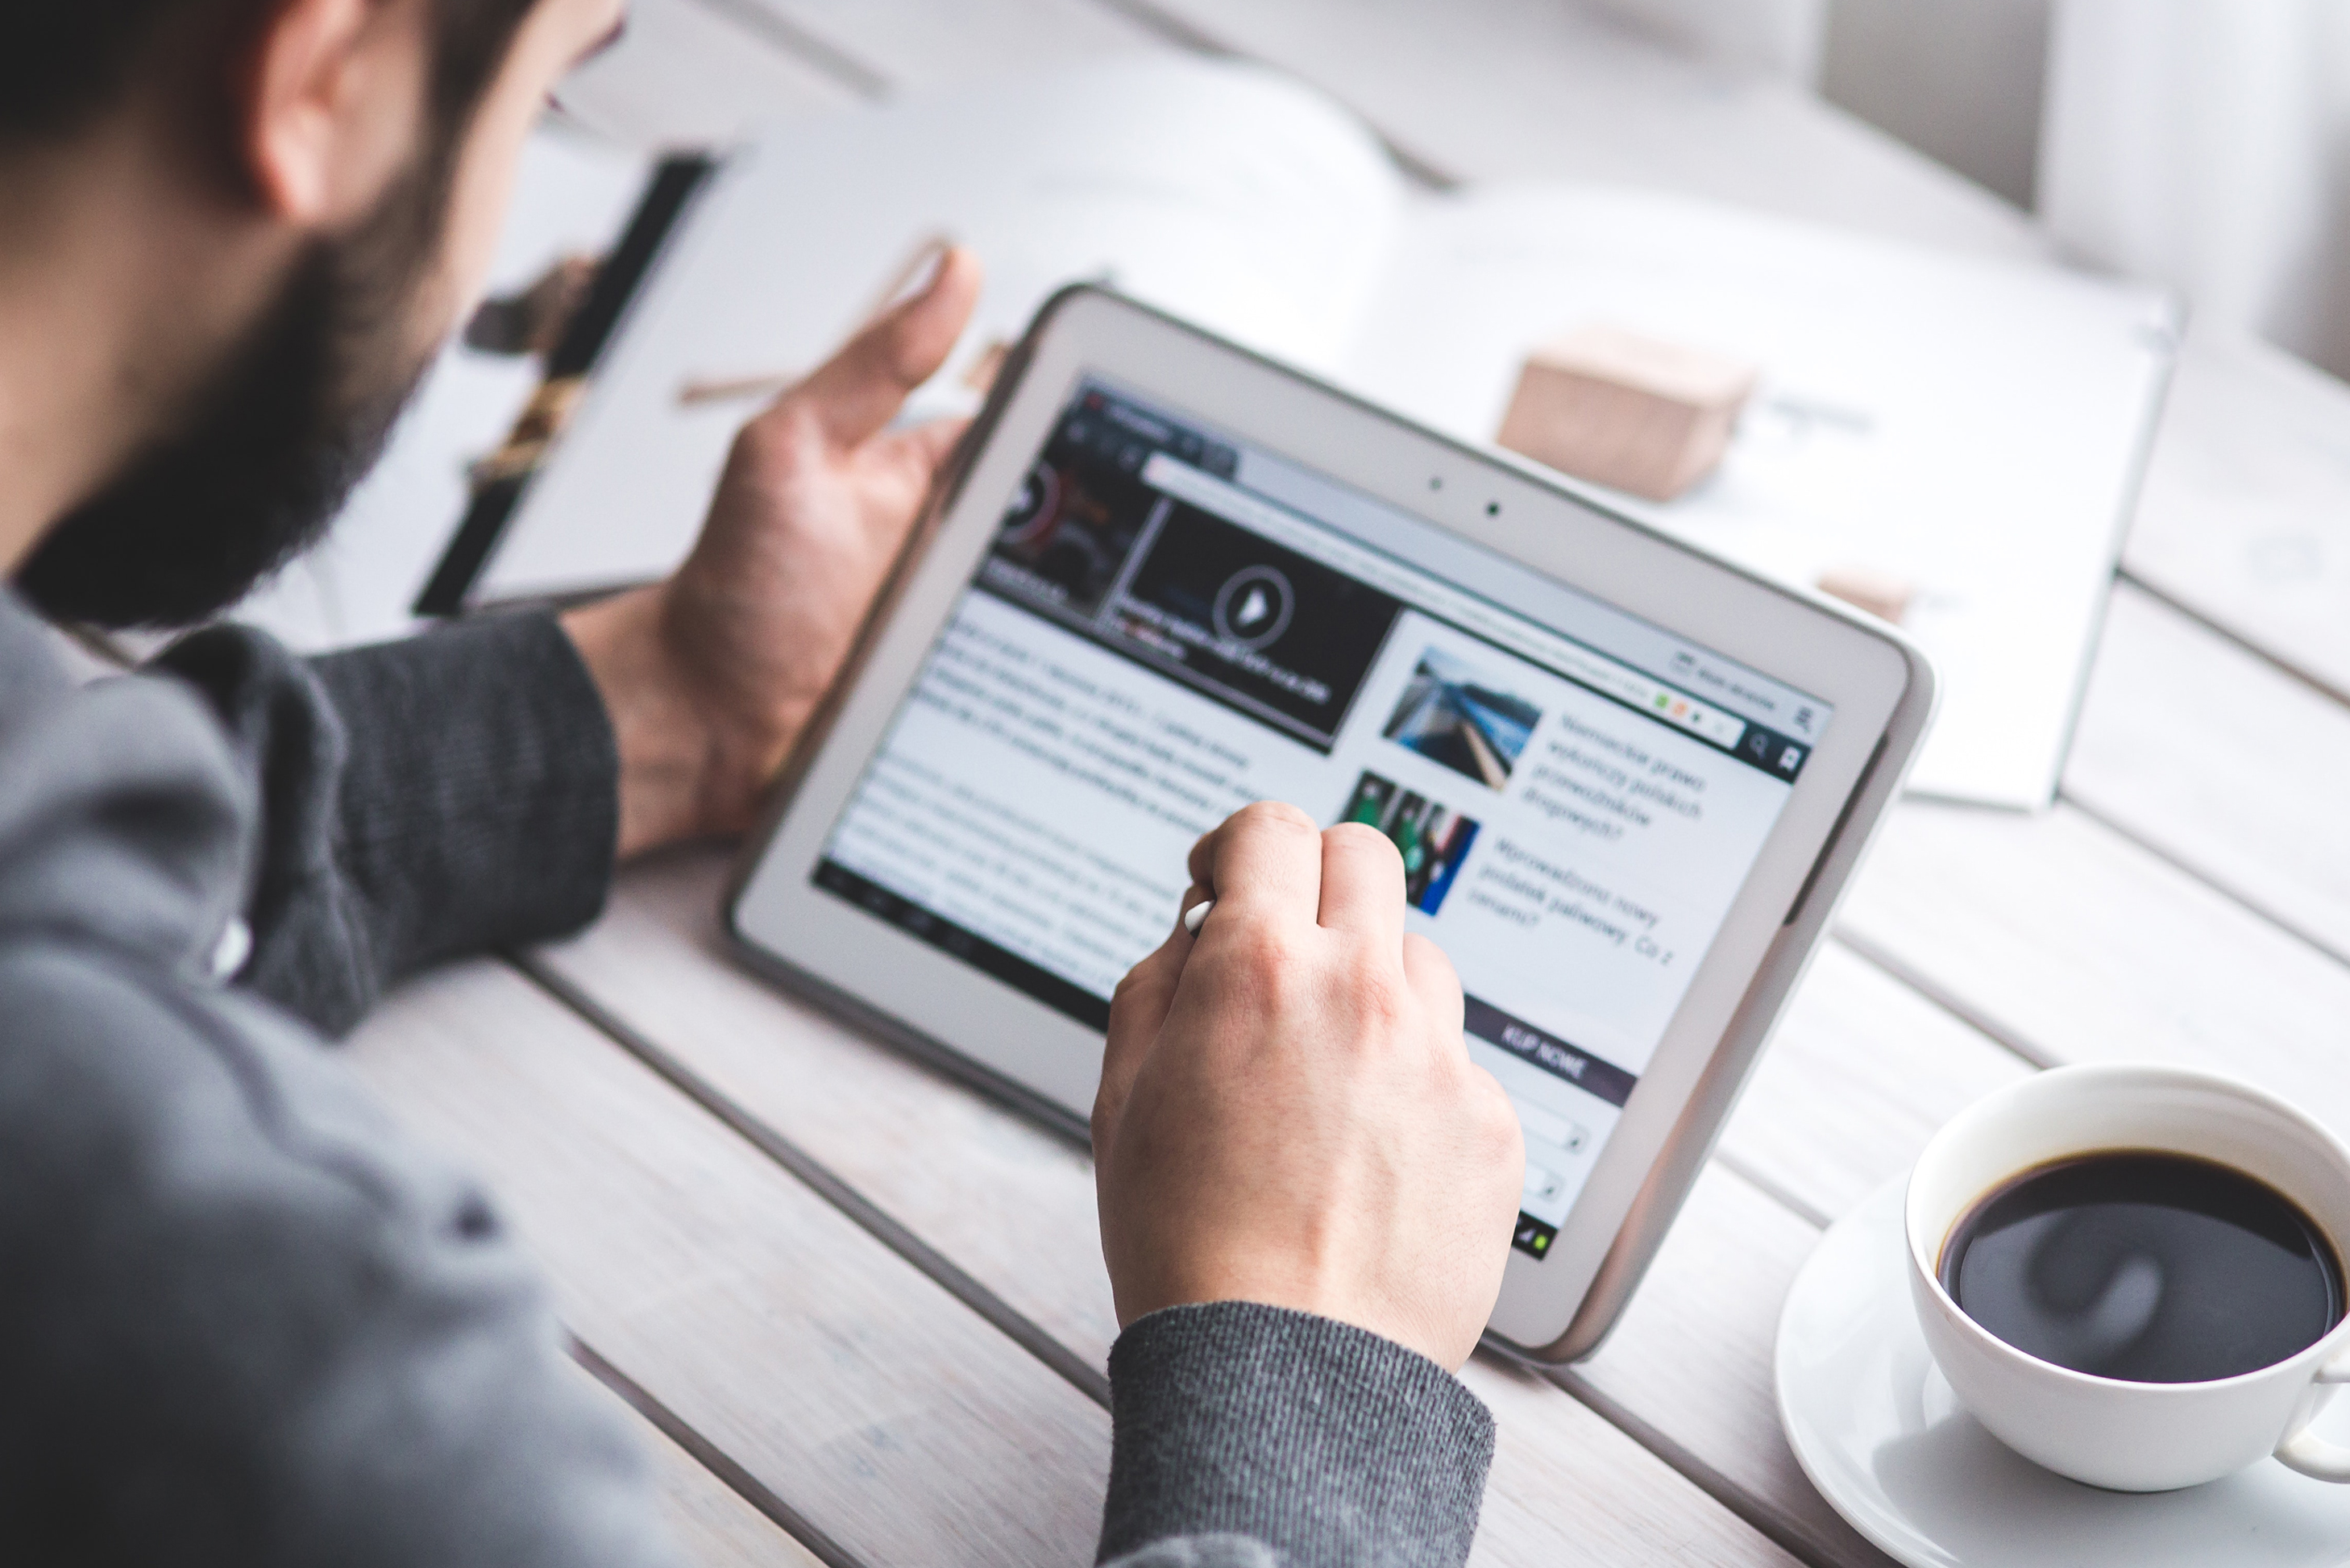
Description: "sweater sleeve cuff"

(308, 610), (617, 976)
(1098, 1302), (1495, 1568)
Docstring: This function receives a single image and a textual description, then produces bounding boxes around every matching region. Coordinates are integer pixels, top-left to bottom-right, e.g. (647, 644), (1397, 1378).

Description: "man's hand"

(1093, 802), (1525, 1371)
(563, 248), (984, 858)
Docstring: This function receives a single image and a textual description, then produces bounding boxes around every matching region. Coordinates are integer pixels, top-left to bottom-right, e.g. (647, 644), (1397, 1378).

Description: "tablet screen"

(814, 379), (1831, 1258)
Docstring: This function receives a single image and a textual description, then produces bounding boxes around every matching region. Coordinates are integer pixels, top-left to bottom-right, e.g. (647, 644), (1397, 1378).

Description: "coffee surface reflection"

(1939, 1151), (2343, 1383)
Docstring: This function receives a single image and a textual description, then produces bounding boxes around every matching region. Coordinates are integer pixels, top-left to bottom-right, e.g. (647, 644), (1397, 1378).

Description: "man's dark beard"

(19, 158), (447, 631)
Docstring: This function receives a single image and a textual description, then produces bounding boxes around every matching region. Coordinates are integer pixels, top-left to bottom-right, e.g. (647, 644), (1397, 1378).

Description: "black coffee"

(1939, 1150), (2344, 1383)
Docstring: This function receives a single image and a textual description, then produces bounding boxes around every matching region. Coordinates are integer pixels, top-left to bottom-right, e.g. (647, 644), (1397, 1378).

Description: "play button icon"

(1212, 566), (1296, 650)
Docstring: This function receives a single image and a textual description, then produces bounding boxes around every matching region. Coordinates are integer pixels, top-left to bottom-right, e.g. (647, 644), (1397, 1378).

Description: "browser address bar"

(1138, 453), (1748, 752)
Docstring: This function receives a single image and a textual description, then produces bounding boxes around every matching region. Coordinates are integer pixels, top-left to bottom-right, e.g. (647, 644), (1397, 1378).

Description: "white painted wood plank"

(538, 850), (2005, 1562)
(550, 853), (1121, 1356)
(571, 1363), (828, 1568)
(1840, 799), (2350, 1137)
(2067, 582), (2350, 964)
(554, 793), (2331, 1564)
(532, 851), (1808, 1566)
(1571, 1165), (1885, 1566)
(342, 960), (1111, 1567)
(2122, 325), (2350, 705)
(1103, 0), (2045, 258)
(1464, 1353), (1808, 1568)
(530, 793), (2350, 1568)
(648, 1446), (824, 1568)
(531, 842), (2141, 1567)
(1716, 941), (2030, 1225)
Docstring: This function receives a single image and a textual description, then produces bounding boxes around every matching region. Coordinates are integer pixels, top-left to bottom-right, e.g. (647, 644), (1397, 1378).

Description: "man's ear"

(238, 0), (425, 225)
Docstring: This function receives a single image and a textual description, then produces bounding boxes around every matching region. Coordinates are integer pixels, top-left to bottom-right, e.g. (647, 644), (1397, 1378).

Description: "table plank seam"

(2117, 564), (2350, 713)
(1710, 1147), (1833, 1232)
(532, 914), (1905, 1562)
(522, 927), (1852, 1556)
(1087, 0), (1464, 191)
(568, 1335), (872, 1568)
(2054, 787), (2350, 974)
(681, 0), (894, 100)
(509, 949), (1119, 1409)
(1826, 927), (2059, 1072)
(1530, 1361), (1854, 1568)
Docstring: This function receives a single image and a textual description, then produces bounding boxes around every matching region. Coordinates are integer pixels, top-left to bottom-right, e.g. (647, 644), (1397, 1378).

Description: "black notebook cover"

(414, 151), (720, 616)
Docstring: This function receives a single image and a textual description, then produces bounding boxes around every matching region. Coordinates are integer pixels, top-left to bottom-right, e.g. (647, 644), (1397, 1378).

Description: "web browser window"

(817, 379), (1831, 1258)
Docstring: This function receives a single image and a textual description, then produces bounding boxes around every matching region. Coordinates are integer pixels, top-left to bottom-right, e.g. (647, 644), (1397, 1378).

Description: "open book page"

(1341, 186), (2178, 810)
(478, 56), (1402, 603)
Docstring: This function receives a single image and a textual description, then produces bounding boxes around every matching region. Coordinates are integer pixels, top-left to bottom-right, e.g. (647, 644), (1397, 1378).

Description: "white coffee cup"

(1906, 1062), (2350, 1492)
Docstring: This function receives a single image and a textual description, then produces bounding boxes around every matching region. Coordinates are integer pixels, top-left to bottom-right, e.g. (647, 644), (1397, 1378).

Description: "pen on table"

(1183, 900), (1214, 935)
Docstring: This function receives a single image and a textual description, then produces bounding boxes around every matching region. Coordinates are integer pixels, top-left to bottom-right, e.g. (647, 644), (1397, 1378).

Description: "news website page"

(816, 380), (1831, 1259)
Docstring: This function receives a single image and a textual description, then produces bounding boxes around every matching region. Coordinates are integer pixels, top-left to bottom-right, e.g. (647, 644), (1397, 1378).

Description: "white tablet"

(729, 288), (1935, 1360)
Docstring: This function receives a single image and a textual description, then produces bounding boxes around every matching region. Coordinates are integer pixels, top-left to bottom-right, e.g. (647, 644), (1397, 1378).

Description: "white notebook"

(473, 56), (2176, 811)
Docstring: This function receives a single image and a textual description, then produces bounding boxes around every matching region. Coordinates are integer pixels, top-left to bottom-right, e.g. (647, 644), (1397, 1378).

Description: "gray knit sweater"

(0, 592), (1494, 1566)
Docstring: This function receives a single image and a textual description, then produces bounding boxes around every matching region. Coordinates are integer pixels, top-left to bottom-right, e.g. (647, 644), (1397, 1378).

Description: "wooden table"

(340, 4), (2350, 1563)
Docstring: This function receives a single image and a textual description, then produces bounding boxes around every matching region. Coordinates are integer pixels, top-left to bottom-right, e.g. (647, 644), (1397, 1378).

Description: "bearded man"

(0, 2), (1524, 1563)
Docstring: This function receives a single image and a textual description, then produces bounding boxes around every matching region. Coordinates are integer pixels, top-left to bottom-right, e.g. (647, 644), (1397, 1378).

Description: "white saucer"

(1775, 1177), (2350, 1567)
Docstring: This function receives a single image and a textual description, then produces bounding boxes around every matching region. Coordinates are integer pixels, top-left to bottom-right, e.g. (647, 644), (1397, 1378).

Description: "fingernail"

(920, 245), (959, 297)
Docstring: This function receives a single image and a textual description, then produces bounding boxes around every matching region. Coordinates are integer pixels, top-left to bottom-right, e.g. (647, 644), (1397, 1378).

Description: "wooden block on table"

(1496, 325), (1758, 502)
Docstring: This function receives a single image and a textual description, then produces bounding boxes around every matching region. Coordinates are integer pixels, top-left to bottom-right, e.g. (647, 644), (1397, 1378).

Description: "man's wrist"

(561, 585), (727, 859)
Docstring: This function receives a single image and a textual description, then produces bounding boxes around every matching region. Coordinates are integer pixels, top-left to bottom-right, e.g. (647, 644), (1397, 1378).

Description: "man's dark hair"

(6, 0), (549, 629)
(0, 0), (540, 150)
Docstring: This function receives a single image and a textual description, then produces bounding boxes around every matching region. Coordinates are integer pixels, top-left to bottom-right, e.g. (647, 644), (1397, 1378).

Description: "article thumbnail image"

(1381, 647), (1542, 790)
(990, 454), (1145, 620)
(1343, 773), (1481, 916)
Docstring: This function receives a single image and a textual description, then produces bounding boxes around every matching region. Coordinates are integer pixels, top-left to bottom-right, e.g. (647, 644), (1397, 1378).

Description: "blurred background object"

(466, 255), (603, 359)
(217, 0), (2350, 699)
(1589, 0), (1826, 79)
(2040, 0), (2350, 378)
(1618, 0), (2350, 378)
(1600, 0), (2052, 207)
(1821, 0), (2052, 209)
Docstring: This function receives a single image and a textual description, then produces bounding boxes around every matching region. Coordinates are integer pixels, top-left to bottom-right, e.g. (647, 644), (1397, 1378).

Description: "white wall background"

(2039, 0), (2350, 376)
(1822, 0), (2052, 209)
(1598, 0), (2350, 380)
(1587, 0), (1828, 79)
(1596, 0), (2053, 205)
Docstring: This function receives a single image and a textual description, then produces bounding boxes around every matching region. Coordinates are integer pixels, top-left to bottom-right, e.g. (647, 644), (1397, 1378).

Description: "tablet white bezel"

(729, 287), (1933, 1359)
